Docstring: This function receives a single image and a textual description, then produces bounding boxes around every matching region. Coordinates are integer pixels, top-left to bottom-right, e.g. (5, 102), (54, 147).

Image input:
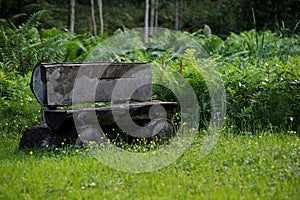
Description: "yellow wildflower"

(271, 165), (275, 169)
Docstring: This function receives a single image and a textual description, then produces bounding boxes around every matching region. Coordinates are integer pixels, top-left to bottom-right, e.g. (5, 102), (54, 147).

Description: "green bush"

(211, 31), (300, 132)
(0, 11), (71, 74)
(0, 11), (108, 75)
(103, 28), (300, 132)
(0, 65), (40, 136)
(1, 19), (299, 135)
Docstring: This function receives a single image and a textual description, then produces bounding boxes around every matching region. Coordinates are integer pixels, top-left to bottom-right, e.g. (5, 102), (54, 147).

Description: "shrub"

(213, 31), (300, 132)
(1, 22), (299, 135)
(0, 64), (40, 136)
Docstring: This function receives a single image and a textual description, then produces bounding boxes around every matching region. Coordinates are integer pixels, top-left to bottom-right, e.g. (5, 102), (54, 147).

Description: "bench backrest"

(31, 62), (152, 108)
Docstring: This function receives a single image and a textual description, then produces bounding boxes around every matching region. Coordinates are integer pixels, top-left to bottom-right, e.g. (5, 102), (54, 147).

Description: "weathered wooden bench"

(20, 62), (178, 149)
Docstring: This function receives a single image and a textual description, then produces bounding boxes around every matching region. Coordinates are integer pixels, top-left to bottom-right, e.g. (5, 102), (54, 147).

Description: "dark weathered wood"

(31, 62), (152, 106)
(31, 64), (46, 105)
(19, 125), (53, 149)
(44, 101), (178, 130)
(19, 124), (78, 149)
(23, 62), (179, 149)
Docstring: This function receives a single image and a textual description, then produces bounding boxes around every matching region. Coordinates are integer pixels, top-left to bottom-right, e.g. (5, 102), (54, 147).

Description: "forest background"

(1, 0), (299, 36)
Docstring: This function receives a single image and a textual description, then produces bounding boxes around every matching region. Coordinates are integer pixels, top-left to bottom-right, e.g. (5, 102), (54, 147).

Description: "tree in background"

(0, 0), (299, 36)
(175, 0), (179, 30)
(147, 0), (159, 36)
(68, 0), (75, 32)
(98, 0), (104, 34)
(149, 0), (155, 35)
(144, 0), (149, 42)
(155, 0), (159, 29)
(90, 0), (97, 35)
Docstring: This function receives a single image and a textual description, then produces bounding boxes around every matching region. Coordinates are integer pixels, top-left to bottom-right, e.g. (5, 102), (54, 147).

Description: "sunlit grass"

(0, 130), (299, 199)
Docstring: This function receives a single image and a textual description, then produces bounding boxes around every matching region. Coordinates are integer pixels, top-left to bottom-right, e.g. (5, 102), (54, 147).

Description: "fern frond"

(11, 13), (27, 22)
(136, 49), (148, 62)
(20, 10), (48, 29)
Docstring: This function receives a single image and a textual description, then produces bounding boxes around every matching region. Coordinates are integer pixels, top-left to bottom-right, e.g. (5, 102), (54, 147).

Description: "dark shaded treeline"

(1, 0), (299, 36)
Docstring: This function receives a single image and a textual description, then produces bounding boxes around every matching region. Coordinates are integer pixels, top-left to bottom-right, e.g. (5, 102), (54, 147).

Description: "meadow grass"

(0, 131), (299, 200)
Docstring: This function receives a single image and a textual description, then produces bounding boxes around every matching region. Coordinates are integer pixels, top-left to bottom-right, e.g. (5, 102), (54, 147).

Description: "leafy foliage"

(0, 12), (299, 135)
(0, 68), (40, 135)
(0, 11), (71, 74)
(0, 13), (108, 76)
(212, 31), (300, 132)
(109, 28), (300, 132)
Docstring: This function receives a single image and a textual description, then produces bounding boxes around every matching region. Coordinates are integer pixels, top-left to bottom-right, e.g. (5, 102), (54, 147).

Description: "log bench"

(20, 62), (178, 149)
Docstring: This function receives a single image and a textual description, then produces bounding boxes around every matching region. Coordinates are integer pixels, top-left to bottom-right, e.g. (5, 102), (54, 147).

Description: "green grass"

(0, 131), (299, 199)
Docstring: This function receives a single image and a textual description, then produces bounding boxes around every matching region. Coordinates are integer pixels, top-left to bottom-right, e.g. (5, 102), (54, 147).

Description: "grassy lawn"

(0, 11), (299, 200)
(0, 131), (299, 199)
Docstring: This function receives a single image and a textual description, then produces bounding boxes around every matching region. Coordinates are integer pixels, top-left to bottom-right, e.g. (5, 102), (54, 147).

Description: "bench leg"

(148, 119), (175, 141)
(75, 127), (106, 147)
(19, 120), (176, 150)
(19, 125), (54, 149)
(19, 124), (78, 149)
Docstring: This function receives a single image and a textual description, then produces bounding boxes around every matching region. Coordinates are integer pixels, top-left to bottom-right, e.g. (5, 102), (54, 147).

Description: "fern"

(136, 49), (149, 62)
(0, 11), (72, 74)
(19, 10), (48, 30)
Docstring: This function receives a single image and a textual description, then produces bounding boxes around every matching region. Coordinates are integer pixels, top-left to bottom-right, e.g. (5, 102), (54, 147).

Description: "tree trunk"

(154, 0), (159, 33)
(98, 0), (104, 34)
(149, 0), (155, 35)
(192, 0), (196, 29)
(175, 0), (180, 30)
(144, 0), (149, 43)
(90, 0), (97, 36)
(68, 0), (75, 32)
(180, 0), (183, 28)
